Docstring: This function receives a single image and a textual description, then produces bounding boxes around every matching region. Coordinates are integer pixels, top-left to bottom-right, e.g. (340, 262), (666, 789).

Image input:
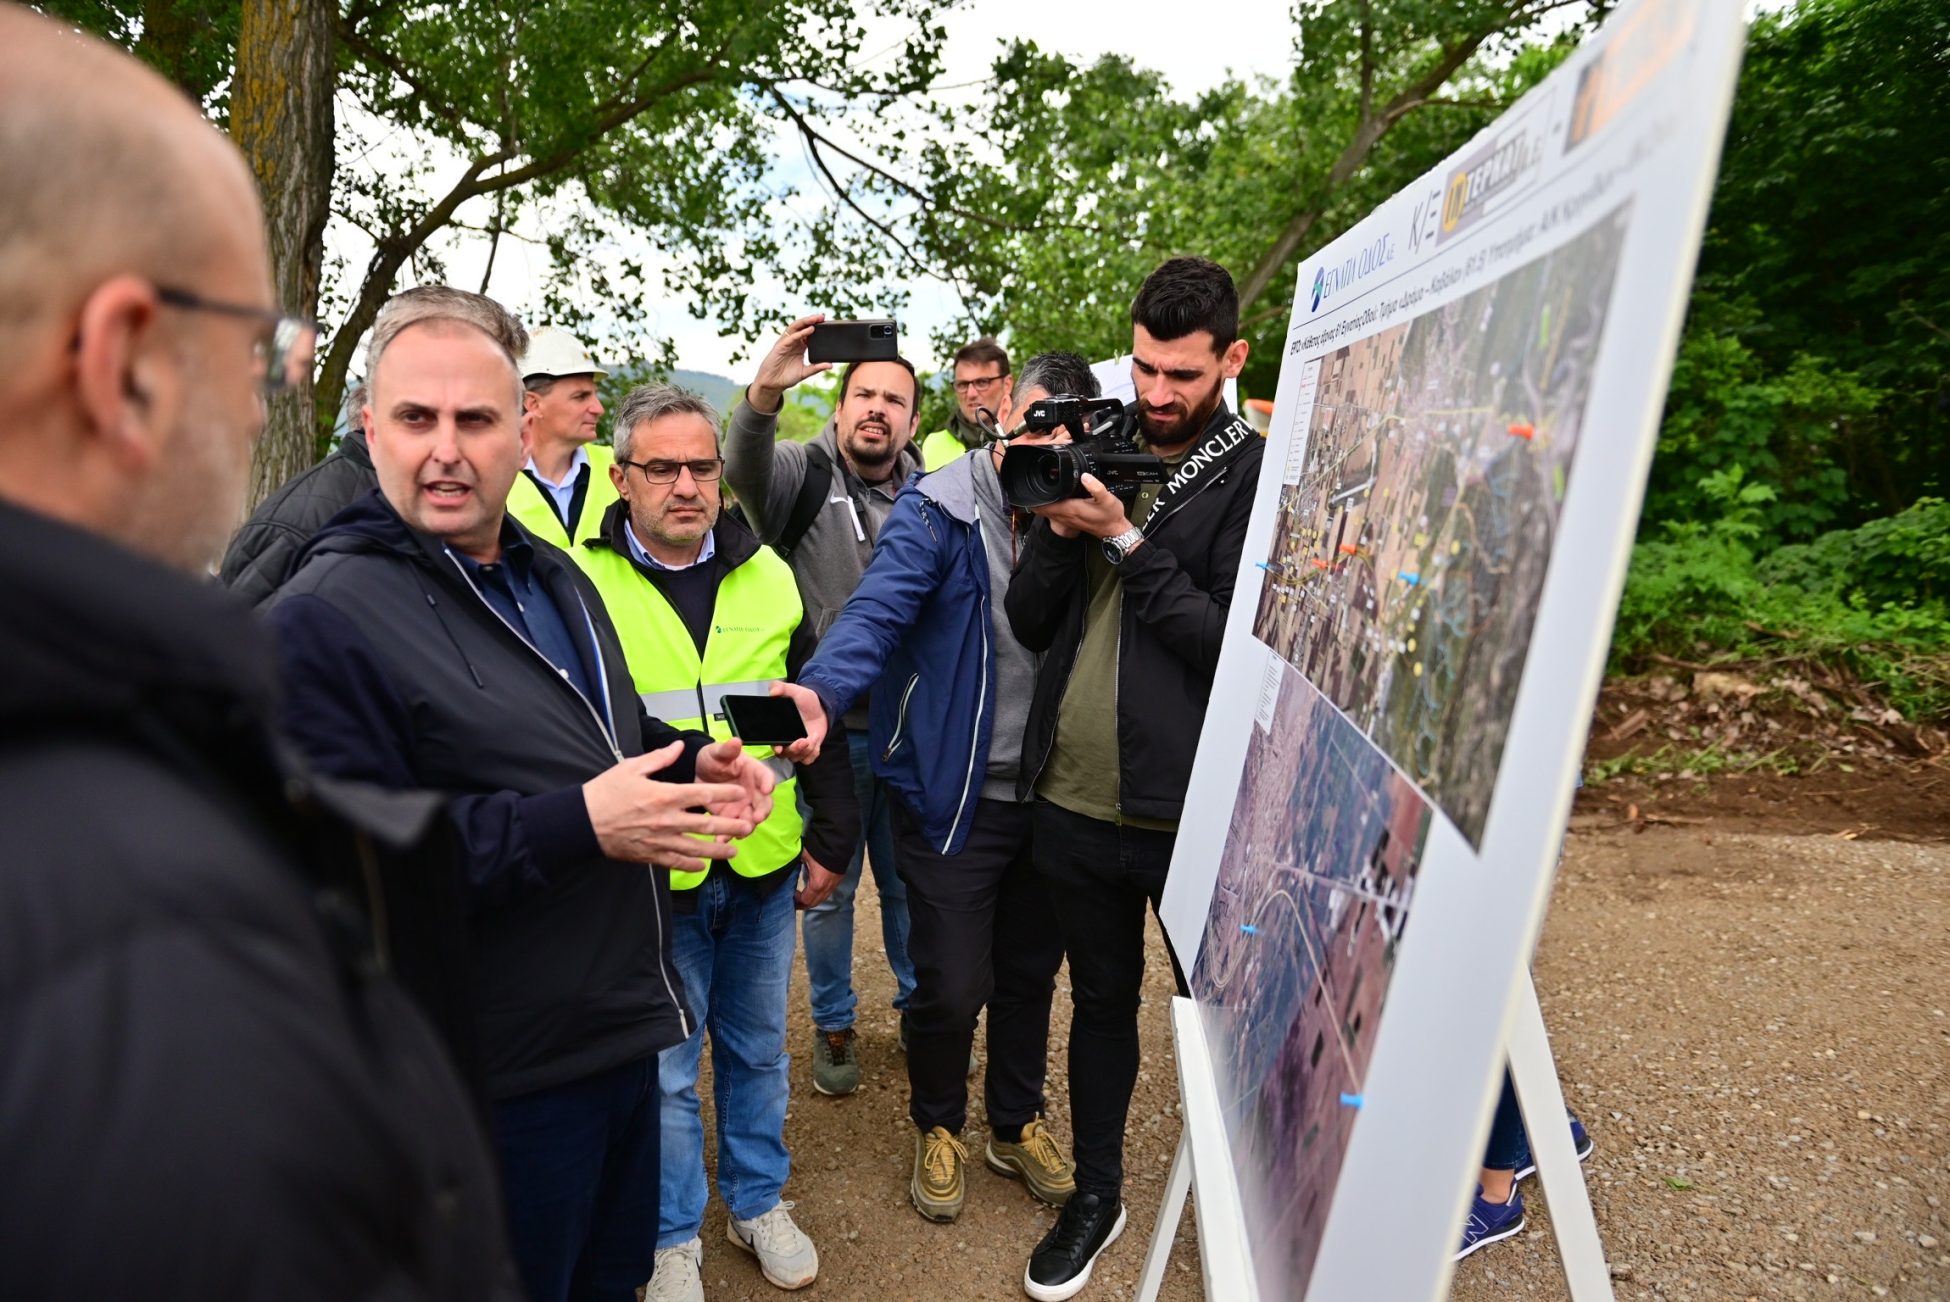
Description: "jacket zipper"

(441, 553), (690, 1038)
(941, 510), (989, 852)
(442, 551), (624, 762)
(882, 673), (920, 762)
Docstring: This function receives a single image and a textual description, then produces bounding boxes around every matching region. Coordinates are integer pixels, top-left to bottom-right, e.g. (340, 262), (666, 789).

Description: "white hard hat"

(520, 326), (607, 381)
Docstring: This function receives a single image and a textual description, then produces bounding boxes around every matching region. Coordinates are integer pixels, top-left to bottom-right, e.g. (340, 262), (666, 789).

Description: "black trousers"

(891, 795), (1064, 1135)
(1033, 800), (1189, 1198)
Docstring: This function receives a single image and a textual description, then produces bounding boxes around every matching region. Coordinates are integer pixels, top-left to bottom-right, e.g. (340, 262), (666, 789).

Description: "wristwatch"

(1102, 526), (1145, 565)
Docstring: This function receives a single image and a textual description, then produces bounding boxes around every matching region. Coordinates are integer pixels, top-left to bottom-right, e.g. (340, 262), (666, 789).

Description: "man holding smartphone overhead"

(570, 382), (857, 1301)
(724, 316), (927, 1098)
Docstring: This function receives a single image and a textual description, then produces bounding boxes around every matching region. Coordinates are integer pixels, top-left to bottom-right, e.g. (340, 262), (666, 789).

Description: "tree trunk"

(230, 0), (335, 510)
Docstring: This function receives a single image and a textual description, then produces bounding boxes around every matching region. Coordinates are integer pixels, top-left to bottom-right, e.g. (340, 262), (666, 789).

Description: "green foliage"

(840, 4), (1606, 390)
(1648, 0), (1950, 542)
(1614, 472), (1950, 719)
(775, 372), (841, 444)
(50, 0), (954, 441)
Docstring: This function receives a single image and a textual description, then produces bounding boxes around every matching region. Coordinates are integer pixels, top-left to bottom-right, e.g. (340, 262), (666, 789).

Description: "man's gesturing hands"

(585, 740), (774, 875)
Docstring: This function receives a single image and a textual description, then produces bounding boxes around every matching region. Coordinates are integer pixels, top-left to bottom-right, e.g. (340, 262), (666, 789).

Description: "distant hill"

(605, 365), (743, 418)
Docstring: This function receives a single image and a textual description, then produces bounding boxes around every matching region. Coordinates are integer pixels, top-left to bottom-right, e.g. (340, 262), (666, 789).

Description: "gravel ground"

(680, 824), (1948, 1301)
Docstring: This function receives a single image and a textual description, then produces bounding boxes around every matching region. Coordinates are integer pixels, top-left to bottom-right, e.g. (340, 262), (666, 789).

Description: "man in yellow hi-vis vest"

(510, 327), (620, 547)
(572, 382), (858, 1301)
(919, 337), (1010, 472)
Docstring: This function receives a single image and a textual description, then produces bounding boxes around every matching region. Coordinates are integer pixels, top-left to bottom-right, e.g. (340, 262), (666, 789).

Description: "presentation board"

(1154, 2), (1748, 1297)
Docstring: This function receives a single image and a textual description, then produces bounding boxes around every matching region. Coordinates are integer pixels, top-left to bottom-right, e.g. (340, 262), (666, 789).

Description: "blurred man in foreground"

(0, 8), (509, 1297)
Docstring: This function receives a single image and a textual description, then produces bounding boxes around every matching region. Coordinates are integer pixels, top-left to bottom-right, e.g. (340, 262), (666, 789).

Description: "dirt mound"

(1578, 667), (1950, 842)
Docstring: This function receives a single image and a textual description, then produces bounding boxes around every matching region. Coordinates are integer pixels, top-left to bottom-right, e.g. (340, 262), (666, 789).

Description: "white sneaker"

(727, 1200), (819, 1290)
(647, 1236), (704, 1302)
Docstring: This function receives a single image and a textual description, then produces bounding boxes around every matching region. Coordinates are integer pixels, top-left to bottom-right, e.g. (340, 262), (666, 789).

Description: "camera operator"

(1005, 257), (1261, 1301)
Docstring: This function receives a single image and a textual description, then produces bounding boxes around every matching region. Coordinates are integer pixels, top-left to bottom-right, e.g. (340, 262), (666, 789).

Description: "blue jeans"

(492, 1055), (661, 1302)
(800, 729), (914, 1030)
(658, 872), (797, 1247)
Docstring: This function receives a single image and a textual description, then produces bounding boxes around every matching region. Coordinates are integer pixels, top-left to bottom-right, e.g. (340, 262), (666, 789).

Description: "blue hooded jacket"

(798, 453), (999, 856)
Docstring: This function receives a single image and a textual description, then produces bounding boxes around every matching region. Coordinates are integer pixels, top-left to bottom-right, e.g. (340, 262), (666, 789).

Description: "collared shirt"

(450, 531), (597, 706)
(524, 446), (590, 526)
(625, 520), (717, 572)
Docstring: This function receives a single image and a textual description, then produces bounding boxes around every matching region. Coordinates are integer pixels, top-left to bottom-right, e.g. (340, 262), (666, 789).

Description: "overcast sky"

(323, 1), (1300, 383)
(323, 1), (1789, 383)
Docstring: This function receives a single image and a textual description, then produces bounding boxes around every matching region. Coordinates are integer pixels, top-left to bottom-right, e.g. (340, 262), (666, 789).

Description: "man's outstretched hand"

(770, 680), (827, 764)
(746, 314), (831, 415)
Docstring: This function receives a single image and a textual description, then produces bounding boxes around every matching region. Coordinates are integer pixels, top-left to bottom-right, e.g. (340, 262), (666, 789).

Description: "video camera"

(999, 395), (1167, 509)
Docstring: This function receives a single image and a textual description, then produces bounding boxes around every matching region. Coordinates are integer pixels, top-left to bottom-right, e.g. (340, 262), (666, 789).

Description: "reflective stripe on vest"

(572, 537), (805, 891)
(509, 443), (622, 548)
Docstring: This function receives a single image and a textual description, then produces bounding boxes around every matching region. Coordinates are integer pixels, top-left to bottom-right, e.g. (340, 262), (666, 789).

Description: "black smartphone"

(718, 693), (809, 746)
(806, 318), (900, 364)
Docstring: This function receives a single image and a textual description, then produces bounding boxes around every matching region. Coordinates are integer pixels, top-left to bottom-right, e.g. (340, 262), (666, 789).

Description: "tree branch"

(336, 18), (469, 134)
(766, 85), (1105, 238)
(793, 114), (982, 331)
(1238, 10), (1520, 312)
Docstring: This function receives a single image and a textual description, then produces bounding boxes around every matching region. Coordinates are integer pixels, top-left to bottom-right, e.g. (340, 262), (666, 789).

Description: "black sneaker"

(1024, 1190), (1126, 1301)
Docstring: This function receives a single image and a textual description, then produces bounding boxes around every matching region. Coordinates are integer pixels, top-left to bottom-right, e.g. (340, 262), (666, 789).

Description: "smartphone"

(718, 693), (809, 747)
(807, 318), (900, 364)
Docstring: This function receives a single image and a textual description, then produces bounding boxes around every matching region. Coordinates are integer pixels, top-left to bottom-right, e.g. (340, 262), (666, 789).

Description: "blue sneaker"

(1456, 1185), (1525, 1260)
(1513, 1117), (1593, 1184)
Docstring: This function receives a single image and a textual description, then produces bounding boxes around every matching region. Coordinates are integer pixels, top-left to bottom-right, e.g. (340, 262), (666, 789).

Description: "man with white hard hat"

(513, 327), (617, 547)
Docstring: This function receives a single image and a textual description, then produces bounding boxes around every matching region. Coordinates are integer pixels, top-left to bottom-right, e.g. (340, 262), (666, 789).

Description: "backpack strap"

(774, 443), (834, 561)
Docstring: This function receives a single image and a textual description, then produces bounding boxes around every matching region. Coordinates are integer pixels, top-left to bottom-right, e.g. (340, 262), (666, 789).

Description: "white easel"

(1136, 974), (1612, 1301)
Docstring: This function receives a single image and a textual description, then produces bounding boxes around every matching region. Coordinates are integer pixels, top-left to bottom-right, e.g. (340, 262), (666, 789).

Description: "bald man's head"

(0, 5), (274, 572)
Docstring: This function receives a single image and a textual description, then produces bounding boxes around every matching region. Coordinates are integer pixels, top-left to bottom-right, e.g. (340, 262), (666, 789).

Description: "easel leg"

(1507, 970), (1614, 1301)
(1136, 1129), (1192, 1302)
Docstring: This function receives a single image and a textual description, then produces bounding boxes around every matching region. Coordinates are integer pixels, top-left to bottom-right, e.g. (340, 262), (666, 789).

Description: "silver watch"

(1102, 526), (1145, 565)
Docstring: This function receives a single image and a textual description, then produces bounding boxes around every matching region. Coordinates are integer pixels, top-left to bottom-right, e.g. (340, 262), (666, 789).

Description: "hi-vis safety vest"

(920, 428), (969, 474)
(510, 444), (622, 548)
(574, 540), (805, 891)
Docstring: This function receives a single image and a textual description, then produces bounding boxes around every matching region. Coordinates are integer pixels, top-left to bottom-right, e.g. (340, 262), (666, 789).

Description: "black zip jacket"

(1007, 403), (1264, 824)
(220, 426), (379, 605)
(0, 499), (511, 1299)
(266, 490), (702, 1101)
(581, 499), (859, 902)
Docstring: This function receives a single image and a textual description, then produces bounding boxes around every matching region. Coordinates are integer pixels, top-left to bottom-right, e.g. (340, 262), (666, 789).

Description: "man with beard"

(724, 316), (924, 1099)
(796, 353), (1103, 1229)
(1005, 258), (1263, 1301)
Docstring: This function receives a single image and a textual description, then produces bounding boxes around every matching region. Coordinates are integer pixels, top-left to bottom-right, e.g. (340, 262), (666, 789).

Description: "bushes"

(1612, 472), (1950, 720)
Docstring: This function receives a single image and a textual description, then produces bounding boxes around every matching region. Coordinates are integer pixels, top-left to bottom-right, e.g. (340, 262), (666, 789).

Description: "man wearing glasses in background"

(921, 337), (1010, 472)
(570, 384), (857, 1301)
(0, 10), (510, 1297)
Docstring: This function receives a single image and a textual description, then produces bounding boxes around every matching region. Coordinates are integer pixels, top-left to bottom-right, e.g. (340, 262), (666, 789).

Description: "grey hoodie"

(724, 399), (925, 728)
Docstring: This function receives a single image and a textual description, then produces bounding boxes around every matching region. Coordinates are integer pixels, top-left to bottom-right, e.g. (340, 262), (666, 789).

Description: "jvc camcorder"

(999, 395), (1167, 509)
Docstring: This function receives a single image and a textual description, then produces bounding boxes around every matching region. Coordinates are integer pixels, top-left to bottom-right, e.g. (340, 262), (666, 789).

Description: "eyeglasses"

(157, 286), (317, 396)
(619, 457), (725, 484)
(951, 373), (1008, 394)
